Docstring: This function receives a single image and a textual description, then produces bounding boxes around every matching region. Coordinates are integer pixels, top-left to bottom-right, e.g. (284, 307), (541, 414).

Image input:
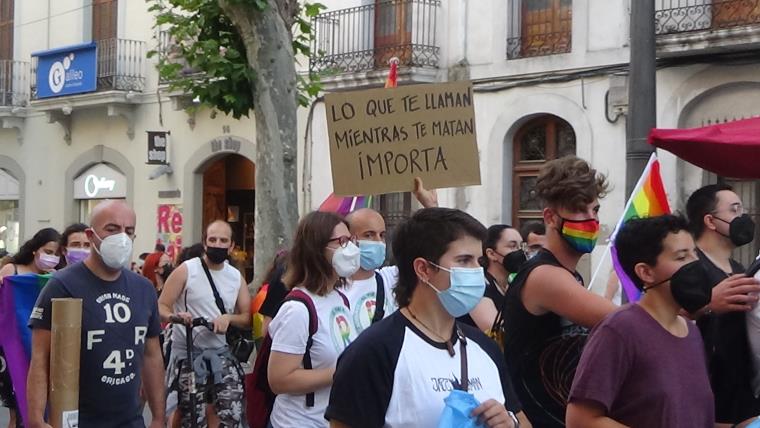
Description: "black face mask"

(206, 246), (229, 264)
(502, 249), (528, 274)
(645, 260), (712, 313)
(713, 214), (755, 247)
(159, 264), (174, 282)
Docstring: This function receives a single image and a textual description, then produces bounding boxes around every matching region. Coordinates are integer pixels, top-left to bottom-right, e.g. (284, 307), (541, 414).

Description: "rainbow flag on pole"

(610, 153), (671, 302)
(0, 273), (50, 427)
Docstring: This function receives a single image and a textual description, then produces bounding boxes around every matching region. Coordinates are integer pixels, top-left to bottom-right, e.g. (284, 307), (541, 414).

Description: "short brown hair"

(536, 156), (608, 211)
(283, 211), (349, 296)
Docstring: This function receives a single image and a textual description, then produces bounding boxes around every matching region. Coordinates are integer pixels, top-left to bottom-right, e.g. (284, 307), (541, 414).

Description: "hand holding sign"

(325, 81), (481, 196)
(413, 177), (438, 208)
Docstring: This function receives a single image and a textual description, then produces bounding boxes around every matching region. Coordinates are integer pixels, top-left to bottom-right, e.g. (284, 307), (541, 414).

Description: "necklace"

(406, 307), (455, 356)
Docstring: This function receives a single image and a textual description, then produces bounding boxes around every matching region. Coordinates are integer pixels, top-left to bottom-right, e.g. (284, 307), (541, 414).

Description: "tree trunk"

(218, 0), (299, 291)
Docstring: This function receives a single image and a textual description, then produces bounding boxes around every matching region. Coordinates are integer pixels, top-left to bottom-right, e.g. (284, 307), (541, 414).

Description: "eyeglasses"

(326, 235), (357, 248)
(711, 204), (744, 217)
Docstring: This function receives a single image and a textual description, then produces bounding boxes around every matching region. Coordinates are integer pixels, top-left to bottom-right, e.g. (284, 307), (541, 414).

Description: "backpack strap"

(334, 288), (350, 309)
(283, 289), (318, 407)
(371, 272), (385, 324)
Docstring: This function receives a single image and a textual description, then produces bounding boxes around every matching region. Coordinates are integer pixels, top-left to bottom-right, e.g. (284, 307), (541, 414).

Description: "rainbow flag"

(0, 273), (50, 427)
(610, 153), (671, 302)
(318, 194), (375, 216)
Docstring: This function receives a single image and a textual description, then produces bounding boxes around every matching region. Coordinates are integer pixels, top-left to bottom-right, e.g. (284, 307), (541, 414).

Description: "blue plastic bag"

(436, 389), (484, 428)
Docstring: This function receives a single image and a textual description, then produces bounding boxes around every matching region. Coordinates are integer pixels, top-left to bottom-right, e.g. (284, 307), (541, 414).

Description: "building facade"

(299, 0), (760, 290)
(0, 0), (257, 280)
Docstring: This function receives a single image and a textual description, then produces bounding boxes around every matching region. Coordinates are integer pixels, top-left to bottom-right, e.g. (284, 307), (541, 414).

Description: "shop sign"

(74, 163), (127, 199)
(147, 131), (169, 165)
(33, 42), (97, 98)
(157, 204), (183, 261)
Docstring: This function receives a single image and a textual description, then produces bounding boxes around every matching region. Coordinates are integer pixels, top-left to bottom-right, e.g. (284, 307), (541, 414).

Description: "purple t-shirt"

(569, 304), (714, 427)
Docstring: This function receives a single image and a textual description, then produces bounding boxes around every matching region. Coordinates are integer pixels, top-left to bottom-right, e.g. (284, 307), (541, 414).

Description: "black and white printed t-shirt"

(326, 310), (520, 428)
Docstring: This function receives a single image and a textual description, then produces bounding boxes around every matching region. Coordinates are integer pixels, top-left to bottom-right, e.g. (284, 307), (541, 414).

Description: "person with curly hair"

(501, 156), (617, 427)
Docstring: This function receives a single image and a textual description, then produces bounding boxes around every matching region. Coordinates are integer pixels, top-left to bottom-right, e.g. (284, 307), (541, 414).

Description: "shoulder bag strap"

(200, 258), (228, 315)
(372, 271), (385, 323)
(458, 326), (468, 392)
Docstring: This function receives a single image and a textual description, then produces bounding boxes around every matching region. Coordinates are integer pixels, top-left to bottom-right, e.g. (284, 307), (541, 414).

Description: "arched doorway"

(202, 154), (255, 282)
(0, 168), (20, 254)
(511, 115), (576, 230)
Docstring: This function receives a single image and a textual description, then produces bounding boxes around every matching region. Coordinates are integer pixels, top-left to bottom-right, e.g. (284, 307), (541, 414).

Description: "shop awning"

(648, 117), (760, 179)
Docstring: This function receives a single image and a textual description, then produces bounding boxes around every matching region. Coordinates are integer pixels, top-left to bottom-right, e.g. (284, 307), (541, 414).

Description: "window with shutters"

(507, 0), (572, 59)
(93, 0), (118, 41)
(0, 0), (12, 60)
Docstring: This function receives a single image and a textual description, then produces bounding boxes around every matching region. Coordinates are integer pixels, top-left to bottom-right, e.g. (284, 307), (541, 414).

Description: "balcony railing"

(309, 0), (440, 75)
(0, 60), (30, 107)
(156, 30), (202, 84)
(656, 0), (760, 35)
(97, 38), (146, 91)
(507, 31), (572, 59)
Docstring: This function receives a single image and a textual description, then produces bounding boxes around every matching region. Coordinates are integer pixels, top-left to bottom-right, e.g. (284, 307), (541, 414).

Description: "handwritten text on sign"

(325, 81), (481, 196)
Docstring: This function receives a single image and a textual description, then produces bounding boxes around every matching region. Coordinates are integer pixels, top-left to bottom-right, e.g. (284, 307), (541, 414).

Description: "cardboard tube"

(49, 298), (82, 428)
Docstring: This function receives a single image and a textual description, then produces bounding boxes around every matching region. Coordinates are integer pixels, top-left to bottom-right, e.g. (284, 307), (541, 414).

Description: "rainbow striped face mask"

(559, 217), (600, 254)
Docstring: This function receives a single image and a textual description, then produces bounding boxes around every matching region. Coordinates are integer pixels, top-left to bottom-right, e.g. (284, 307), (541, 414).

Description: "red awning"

(648, 117), (760, 179)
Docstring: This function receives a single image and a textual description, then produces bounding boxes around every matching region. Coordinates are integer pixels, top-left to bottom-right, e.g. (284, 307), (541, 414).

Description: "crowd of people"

(1, 155), (760, 427)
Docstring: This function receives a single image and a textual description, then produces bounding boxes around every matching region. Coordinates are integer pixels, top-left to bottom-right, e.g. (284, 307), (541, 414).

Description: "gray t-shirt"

(29, 263), (161, 427)
(569, 304), (714, 427)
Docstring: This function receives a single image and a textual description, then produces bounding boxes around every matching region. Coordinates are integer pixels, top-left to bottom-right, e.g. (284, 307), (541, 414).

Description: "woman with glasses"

(266, 211), (360, 428)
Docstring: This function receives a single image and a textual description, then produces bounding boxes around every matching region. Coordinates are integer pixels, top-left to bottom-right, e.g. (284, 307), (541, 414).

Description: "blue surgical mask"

(359, 240), (386, 270)
(424, 261), (485, 317)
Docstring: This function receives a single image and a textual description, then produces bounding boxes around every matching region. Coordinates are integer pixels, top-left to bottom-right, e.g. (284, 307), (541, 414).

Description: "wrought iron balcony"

(507, 32), (572, 59)
(309, 0), (440, 75)
(155, 30), (202, 84)
(656, 0), (760, 35)
(0, 60), (30, 107)
(97, 38), (146, 91)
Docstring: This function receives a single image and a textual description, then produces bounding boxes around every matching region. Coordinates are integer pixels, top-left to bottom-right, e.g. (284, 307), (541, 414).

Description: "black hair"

(59, 223), (88, 249)
(686, 184), (734, 239)
(155, 243), (166, 252)
(12, 227), (61, 266)
(479, 224), (510, 269)
(392, 207), (487, 307)
(615, 214), (690, 290)
(57, 223), (88, 268)
(520, 222), (546, 242)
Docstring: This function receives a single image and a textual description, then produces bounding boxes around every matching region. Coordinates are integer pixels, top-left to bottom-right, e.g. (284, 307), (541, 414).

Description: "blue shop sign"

(33, 42), (97, 98)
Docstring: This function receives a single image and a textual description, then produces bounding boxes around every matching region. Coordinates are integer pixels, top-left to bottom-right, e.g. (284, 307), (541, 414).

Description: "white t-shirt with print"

(343, 266), (398, 333)
(268, 286), (357, 428)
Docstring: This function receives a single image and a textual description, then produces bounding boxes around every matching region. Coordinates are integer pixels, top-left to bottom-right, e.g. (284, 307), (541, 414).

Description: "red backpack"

(245, 289), (349, 428)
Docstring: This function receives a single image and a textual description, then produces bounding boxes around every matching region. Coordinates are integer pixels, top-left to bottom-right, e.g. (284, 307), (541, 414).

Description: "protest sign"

(325, 81), (481, 196)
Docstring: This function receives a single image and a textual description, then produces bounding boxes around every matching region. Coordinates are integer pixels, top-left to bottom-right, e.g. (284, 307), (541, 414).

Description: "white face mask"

(93, 231), (133, 270)
(331, 241), (361, 278)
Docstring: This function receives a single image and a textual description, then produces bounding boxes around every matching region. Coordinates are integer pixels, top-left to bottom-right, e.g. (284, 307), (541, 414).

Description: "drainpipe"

(625, 0), (656, 198)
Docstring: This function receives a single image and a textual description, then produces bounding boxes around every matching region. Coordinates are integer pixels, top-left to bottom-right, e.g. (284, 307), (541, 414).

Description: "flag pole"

(588, 152), (658, 292)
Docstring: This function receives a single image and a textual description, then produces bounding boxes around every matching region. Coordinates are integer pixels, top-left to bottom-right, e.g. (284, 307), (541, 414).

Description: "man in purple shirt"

(567, 215), (760, 428)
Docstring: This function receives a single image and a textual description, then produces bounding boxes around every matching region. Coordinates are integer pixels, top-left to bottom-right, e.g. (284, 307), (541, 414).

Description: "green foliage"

(147, 0), (325, 118)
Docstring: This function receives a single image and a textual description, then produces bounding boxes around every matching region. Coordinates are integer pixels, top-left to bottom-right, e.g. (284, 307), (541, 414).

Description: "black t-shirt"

(326, 311), (521, 428)
(29, 263), (161, 427)
(502, 249), (588, 428)
(696, 249), (760, 423)
(259, 263), (288, 318)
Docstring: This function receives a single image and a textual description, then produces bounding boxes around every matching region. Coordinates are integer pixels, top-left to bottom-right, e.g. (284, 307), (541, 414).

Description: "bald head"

(205, 220), (233, 247)
(89, 200), (136, 237)
(346, 208), (386, 242)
